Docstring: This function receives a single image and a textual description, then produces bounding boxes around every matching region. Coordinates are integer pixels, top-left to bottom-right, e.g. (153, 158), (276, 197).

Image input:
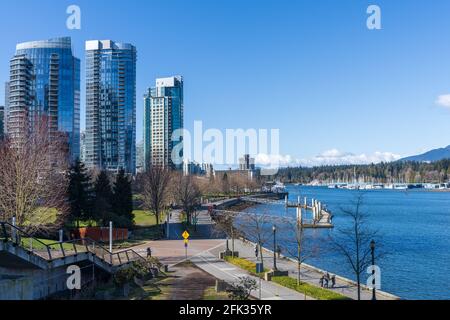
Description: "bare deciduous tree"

(0, 116), (69, 234)
(173, 173), (201, 227)
(235, 211), (274, 270)
(213, 210), (241, 256)
(141, 165), (172, 227)
(330, 192), (382, 300)
(279, 215), (320, 285)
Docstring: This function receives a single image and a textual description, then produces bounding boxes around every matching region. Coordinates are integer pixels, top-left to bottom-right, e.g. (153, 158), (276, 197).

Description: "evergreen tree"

(93, 170), (113, 226)
(112, 168), (134, 226)
(67, 159), (93, 227)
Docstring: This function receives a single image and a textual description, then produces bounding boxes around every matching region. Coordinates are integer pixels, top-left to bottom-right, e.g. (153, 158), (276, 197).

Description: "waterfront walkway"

(192, 248), (314, 300)
(210, 239), (398, 300)
(128, 200), (398, 300)
(181, 202), (397, 300)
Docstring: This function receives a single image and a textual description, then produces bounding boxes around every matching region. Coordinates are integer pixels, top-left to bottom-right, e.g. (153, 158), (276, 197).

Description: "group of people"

(319, 272), (336, 289)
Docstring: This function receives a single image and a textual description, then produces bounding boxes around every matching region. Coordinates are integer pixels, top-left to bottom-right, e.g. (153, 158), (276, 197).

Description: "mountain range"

(400, 145), (450, 162)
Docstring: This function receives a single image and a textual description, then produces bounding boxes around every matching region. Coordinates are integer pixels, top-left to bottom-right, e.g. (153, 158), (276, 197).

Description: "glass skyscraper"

(143, 76), (184, 170)
(85, 40), (137, 174)
(9, 37), (80, 160)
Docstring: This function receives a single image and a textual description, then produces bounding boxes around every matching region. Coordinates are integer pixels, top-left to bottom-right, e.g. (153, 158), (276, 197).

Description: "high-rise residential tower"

(85, 40), (137, 174)
(3, 82), (9, 135)
(8, 37), (80, 160)
(0, 105), (4, 138)
(143, 76), (184, 170)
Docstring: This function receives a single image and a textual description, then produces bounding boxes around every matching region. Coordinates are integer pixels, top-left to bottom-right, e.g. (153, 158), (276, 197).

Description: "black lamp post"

(370, 240), (376, 301)
(272, 225), (277, 271)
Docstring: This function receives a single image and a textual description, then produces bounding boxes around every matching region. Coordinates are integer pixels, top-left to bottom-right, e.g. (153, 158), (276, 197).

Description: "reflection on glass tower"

(8, 37), (80, 161)
(85, 40), (137, 174)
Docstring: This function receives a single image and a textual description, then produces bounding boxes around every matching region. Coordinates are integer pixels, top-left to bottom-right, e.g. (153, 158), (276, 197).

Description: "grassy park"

(224, 256), (268, 278)
(271, 276), (350, 300)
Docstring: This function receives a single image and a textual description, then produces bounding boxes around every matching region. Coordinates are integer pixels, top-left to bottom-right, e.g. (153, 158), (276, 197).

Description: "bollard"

(296, 207), (302, 224)
(12, 217), (16, 243)
(109, 221), (113, 252)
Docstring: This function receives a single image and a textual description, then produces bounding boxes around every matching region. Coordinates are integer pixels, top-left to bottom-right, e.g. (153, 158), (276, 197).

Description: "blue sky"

(1, 0), (450, 166)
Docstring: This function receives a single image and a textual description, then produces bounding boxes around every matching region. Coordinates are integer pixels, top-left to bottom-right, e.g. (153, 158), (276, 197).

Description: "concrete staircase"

(0, 221), (146, 274)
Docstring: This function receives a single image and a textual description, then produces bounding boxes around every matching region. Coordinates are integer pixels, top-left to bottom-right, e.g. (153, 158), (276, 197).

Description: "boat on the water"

(394, 183), (408, 190)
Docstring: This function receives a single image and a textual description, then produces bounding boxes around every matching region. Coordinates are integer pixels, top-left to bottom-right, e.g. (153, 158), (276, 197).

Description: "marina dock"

(242, 195), (334, 229)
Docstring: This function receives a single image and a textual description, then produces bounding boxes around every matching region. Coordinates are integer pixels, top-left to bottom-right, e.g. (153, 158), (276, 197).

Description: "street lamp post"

(371, 240), (376, 301)
(272, 225), (277, 271)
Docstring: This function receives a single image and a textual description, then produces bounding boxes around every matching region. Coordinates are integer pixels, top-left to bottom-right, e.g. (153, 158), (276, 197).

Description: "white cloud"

(435, 94), (450, 108)
(256, 149), (401, 168)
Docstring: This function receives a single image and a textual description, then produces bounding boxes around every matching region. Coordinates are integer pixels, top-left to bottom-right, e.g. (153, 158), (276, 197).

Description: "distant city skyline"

(1, 0), (450, 167)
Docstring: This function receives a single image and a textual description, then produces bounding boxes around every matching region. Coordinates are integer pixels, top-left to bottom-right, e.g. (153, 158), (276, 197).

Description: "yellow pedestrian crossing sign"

(182, 231), (190, 240)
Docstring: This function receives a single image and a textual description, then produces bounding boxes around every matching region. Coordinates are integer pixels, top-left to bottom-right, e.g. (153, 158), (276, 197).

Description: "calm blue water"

(245, 186), (450, 300)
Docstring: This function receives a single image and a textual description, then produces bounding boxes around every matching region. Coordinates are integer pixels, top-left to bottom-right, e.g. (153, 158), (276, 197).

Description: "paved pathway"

(192, 248), (313, 300)
(125, 201), (398, 300)
(168, 208), (312, 300)
(214, 239), (398, 300)
(130, 239), (224, 267)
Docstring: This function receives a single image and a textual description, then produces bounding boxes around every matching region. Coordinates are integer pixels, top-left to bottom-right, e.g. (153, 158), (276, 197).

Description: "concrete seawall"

(209, 197), (399, 300)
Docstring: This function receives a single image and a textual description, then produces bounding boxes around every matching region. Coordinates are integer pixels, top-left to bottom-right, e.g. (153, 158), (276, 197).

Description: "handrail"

(0, 221), (52, 250)
(0, 221), (146, 266)
(48, 237), (146, 263)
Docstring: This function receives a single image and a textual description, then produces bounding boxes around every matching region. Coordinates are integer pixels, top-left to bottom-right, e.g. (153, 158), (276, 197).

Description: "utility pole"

(272, 225), (277, 271)
(166, 212), (170, 239)
(109, 221), (113, 252)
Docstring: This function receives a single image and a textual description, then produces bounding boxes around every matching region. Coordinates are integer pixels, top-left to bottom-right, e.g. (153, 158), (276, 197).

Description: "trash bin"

(256, 263), (264, 274)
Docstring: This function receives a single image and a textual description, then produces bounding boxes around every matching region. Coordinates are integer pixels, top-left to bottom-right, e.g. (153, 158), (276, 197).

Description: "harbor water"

(244, 185), (450, 300)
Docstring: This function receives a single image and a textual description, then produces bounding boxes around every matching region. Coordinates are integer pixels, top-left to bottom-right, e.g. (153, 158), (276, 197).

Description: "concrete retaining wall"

(0, 266), (72, 300)
(0, 276), (33, 300)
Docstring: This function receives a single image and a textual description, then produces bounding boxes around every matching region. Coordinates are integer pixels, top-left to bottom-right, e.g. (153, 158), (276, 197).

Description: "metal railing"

(0, 221), (146, 267)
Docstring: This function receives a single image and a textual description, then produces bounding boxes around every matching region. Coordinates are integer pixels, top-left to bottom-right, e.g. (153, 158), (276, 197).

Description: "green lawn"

(20, 238), (79, 251)
(271, 276), (350, 300)
(23, 208), (59, 226)
(133, 210), (165, 227)
(224, 256), (268, 278)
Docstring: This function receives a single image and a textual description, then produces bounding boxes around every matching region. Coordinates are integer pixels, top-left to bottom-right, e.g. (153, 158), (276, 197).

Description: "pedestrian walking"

(324, 276), (329, 288)
(319, 276), (324, 288)
(276, 245), (282, 258)
(331, 275), (336, 288)
(147, 247), (152, 258)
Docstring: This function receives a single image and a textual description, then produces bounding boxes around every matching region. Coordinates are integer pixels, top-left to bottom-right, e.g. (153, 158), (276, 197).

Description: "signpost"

(182, 231), (190, 260)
